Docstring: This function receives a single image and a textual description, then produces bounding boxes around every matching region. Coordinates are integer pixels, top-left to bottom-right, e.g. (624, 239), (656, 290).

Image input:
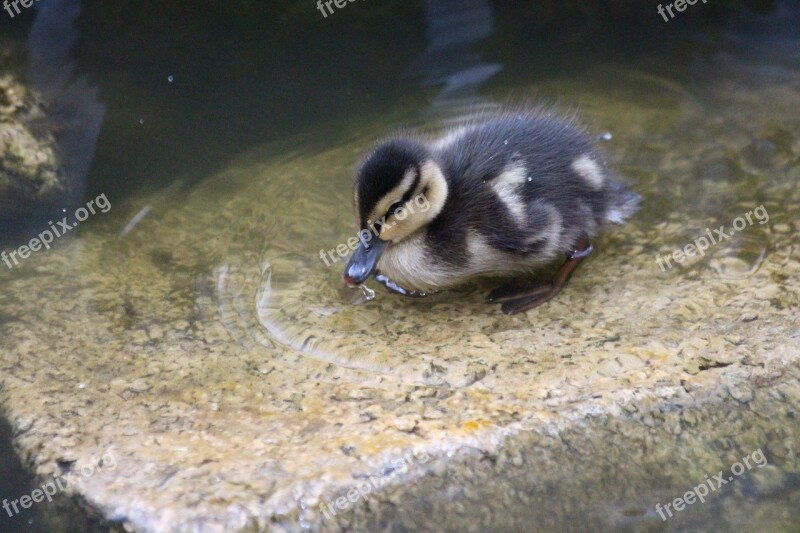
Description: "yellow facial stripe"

(368, 167), (417, 224)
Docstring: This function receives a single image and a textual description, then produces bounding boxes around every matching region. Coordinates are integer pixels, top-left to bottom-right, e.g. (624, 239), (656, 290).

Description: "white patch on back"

(430, 126), (473, 152)
(526, 202), (564, 260)
(464, 232), (541, 278)
(491, 162), (528, 226)
(465, 232), (504, 275)
(571, 155), (605, 189)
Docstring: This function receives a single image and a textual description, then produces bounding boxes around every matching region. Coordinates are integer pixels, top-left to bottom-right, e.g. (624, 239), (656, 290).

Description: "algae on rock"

(0, 73), (64, 212)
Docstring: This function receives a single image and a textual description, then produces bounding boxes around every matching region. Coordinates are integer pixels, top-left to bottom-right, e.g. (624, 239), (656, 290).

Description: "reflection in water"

(27, 0), (104, 203)
(406, 0), (501, 115)
(723, 0), (800, 68)
(119, 204), (153, 238)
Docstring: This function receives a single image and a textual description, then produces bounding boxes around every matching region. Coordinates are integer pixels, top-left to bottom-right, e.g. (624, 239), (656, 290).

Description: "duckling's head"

(344, 139), (449, 287)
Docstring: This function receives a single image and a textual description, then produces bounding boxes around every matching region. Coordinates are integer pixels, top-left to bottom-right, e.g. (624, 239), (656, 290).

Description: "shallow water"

(1, 1), (799, 531)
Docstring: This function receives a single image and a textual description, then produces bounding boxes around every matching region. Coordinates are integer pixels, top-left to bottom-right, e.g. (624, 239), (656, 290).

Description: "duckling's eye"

(387, 200), (404, 217)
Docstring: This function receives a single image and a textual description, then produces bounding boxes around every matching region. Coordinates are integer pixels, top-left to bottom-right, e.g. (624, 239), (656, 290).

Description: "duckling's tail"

(604, 180), (642, 225)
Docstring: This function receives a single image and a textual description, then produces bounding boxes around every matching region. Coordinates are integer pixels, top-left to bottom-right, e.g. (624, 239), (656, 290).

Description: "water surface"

(1, 1), (799, 531)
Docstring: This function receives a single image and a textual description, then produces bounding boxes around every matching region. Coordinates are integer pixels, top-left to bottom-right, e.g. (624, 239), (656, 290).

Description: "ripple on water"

(202, 124), (499, 389)
(709, 231), (768, 280)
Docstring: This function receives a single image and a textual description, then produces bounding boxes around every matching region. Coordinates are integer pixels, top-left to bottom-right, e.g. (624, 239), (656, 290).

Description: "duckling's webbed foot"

(489, 240), (593, 315)
(486, 282), (550, 303)
(374, 273), (429, 298)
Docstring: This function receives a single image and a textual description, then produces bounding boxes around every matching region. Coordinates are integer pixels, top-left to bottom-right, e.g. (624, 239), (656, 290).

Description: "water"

(0, 1), (799, 531)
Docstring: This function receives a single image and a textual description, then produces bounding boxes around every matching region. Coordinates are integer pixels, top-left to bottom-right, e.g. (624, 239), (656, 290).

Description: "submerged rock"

(1, 0), (105, 237)
(0, 2), (798, 532)
(0, 74), (64, 211)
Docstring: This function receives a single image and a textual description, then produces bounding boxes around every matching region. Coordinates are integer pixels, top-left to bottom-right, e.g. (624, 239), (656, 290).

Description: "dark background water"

(0, 0), (769, 239)
(0, 1), (795, 531)
(0, 418), (41, 532)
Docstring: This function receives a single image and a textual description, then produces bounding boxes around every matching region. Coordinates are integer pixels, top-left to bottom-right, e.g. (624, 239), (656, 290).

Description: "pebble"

(131, 330), (149, 345)
(746, 465), (790, 497)
(754, 285), (779, 300)
(422, 408), (444, 420)
(729, 386), (754, 403)
(390, 416), (418, 433)
(772, 223), (790, 233)
(149, 325), (164, 340)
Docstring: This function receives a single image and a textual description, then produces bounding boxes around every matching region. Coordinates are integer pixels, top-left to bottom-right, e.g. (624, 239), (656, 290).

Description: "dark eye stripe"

(399, 171), (421, 206)
(387, 201), (404, 217)
(384, 171), (421, 218)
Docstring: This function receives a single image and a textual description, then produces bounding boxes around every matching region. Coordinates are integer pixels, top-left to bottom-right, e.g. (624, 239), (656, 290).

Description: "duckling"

(343, 109), (640, 314)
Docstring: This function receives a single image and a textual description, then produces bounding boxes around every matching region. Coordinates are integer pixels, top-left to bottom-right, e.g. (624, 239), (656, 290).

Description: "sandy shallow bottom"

(1, 52), (799, 532)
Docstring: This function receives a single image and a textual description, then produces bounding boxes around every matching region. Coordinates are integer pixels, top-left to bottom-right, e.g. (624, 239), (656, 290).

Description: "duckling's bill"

(344, 238), (388, 287)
